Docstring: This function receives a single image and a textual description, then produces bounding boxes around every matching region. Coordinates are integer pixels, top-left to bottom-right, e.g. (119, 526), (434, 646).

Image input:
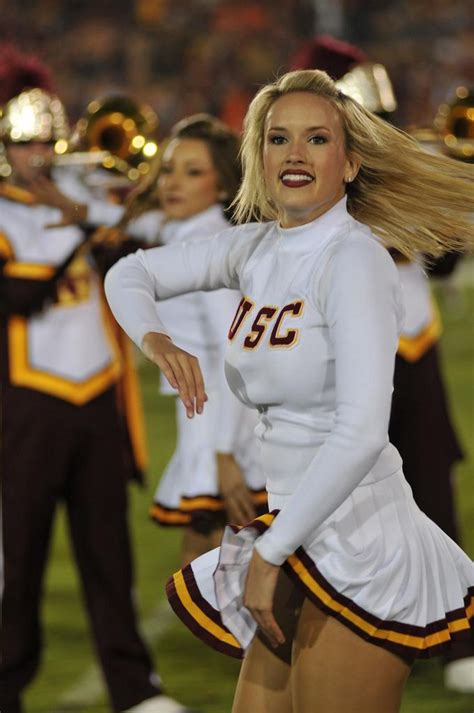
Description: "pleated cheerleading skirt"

(166, 469), (474, 661)
(151, 393), (267, 527)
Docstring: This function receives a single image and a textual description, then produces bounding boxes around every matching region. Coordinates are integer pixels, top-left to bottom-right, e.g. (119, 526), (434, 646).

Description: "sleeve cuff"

(133, 320), (170, 350)
(254, 531), (290, 566)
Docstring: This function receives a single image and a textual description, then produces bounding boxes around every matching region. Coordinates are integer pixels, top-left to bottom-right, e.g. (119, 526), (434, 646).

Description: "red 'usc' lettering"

(229, 298), (304, 350)
(269, 301), (304, 347)
(243, 306), (277, 349)
(228, 297), (254, 340)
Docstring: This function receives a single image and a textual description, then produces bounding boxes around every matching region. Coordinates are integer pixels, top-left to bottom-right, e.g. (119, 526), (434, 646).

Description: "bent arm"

(104, 228), (242, 348)
(256, 240), (402, 565)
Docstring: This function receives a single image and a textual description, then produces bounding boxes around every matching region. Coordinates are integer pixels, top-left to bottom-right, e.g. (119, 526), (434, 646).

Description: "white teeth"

(281, 173), (313, 182)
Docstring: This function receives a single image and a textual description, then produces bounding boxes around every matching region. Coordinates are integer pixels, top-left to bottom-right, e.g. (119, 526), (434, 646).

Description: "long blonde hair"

(234, 70), (474, 258)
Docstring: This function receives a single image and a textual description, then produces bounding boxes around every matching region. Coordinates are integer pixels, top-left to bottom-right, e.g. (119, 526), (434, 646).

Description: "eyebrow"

(267, 125), (331, 132)
(161, 159), (208, 166)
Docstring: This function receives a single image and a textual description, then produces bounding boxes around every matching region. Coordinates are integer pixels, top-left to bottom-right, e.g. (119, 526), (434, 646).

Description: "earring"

(345, 176), (353, 183)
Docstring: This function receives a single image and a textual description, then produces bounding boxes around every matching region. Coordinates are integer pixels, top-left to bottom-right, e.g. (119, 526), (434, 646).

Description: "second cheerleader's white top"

(148, 204), (252, 454)
(105, 196), (405, 565)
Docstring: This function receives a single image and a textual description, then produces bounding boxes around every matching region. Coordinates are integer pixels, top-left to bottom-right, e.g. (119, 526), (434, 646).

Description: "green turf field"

(24, 284), (474, 712)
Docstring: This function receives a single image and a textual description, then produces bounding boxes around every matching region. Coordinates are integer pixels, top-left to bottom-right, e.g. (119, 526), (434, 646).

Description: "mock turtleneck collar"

(276, 195), (351, 252)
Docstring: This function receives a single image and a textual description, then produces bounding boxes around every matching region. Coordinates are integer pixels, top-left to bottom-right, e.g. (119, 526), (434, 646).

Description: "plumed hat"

(0, 44), (68, 143)
(290, 35), (367, 80)
(291, 34), (396, 115)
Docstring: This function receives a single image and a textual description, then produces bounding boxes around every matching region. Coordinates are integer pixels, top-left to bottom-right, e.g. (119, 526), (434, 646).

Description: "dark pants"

(390, 346), (463, 543)
(0, 385), (161, 712)
(390, 345), (472, 663)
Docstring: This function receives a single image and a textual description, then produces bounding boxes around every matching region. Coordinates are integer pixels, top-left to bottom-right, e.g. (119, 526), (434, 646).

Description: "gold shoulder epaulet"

(0, 182), (37, 205)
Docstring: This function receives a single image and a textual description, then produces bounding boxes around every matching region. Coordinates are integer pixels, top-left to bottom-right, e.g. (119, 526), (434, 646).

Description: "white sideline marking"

(53, 599), (174, 712)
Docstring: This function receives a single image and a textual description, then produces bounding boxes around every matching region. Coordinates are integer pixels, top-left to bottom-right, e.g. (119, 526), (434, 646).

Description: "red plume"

(0, 44), (54, 105)
(290, 35), (367, 80)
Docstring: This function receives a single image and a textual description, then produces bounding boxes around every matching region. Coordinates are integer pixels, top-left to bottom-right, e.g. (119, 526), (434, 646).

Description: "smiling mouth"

(280, 171), (314, 188)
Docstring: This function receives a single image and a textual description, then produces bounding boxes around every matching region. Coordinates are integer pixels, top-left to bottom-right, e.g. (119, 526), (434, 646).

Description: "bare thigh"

(181, 526), (223, 567)
(232, 570), (304, 713)
(292, 599), (411, 713)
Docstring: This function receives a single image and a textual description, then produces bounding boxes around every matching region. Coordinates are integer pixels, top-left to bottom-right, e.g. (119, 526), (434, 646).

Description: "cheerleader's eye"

(187, 168), (205, 176)
(268, 134), (287, 145)
(309, 135), (327, 145)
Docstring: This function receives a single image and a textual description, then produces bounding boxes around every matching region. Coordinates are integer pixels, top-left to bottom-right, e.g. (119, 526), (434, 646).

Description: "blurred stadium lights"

(135, 0), (167, 25)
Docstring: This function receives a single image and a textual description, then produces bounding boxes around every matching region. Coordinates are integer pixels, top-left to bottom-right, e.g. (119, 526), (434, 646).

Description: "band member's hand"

(90, 226), (125, 246)
(30, 176), (88, 227)
(142, 331), (207, 418)
(217, 453), (256, 525)
(243, 548), (284, 648)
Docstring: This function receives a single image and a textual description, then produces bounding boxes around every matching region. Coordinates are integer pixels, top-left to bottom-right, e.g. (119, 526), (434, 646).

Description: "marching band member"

(0, 47), (191, 713)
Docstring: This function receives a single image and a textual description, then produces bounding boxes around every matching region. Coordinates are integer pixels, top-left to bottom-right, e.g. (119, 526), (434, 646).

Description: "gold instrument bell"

(434, 87), (474, 160)
(62, 94), (159, 181)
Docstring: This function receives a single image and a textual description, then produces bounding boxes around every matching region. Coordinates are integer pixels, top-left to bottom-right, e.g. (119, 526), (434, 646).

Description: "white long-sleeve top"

(105, 197), (404, 564)
(146, 204), (250, 453)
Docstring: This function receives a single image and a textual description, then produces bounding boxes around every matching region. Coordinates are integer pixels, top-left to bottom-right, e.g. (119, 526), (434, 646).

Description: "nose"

(161, 171), (180, 189)
(283, 138), (307, 164)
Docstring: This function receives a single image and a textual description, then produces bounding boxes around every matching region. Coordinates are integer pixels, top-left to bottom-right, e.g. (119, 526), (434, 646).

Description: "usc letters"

(229, 297), (304, 350)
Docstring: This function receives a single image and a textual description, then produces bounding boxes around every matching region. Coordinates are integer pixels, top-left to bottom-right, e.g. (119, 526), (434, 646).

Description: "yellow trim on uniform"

(253, 512), (275, 527)
(173, 570), (241, 649)
(106, 310), (148, 472)
(397, 303), (442, 363)
(287, 554), (473, 650)
(7, 312), (121, 405)
(0, 232), (14, 260)
(466, 597), (474, 620)
(150, 504), (191, 525)
(0, 183), (37, 205)
(180, 496), (224, 513)
(252, 490), (268, 505)
(3, 262), (56, 280)
(120, 338), (148, 472)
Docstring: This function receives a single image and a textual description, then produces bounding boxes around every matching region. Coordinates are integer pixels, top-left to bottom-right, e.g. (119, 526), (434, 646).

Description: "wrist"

(141, 331), (171, 351)
(71, 203), (88, 223)
(216, 451), (235, 463)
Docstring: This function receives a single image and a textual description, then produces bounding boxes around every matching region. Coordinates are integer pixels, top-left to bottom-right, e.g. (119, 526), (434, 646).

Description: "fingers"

(147, 339), (206, 418)
(225, 487), (256, 525)
(246, 606), (285, 649)
(172, 352), (205, 418)
(188, 354), (207, 415)
(44, 222), (66, 229)
(153, 353), (179, 390)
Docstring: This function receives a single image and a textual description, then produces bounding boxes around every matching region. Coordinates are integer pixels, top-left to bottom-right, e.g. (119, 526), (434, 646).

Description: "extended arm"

(104, 227), (252, 416)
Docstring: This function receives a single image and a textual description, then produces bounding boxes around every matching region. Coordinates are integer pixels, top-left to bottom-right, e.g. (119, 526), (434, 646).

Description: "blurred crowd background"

(0, 0), (472, 136)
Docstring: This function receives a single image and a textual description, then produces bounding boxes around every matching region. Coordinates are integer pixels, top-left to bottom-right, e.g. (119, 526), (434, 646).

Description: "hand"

(217, 453), (256, 525)
(90, 226), (126, 246)
(142, 331), (207, 418)
(243, 548), (284, 648)
(29, 176), (88, 227)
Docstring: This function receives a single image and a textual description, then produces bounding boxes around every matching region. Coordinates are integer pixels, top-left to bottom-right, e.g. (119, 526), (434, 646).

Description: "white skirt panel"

(166, 469), (474, 660)
(152, 393), (265, 525)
